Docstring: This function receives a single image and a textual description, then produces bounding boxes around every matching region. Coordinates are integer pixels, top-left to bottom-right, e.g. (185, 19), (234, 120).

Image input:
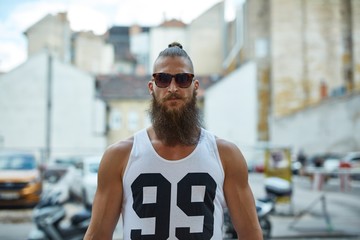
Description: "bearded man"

(84, 42), (262, 240)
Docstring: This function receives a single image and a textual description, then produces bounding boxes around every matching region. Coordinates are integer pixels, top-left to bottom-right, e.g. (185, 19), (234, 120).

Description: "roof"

(96, 74), (221, 101)
(96, 74), (151, 100)
(159, 19), (187, 28)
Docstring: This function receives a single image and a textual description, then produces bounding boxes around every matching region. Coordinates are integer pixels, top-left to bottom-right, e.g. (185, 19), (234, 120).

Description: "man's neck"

(146, 127), (200, 160)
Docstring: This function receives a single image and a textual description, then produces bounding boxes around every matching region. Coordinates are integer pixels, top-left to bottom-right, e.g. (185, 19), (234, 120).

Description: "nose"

(167, 77), (178, 92)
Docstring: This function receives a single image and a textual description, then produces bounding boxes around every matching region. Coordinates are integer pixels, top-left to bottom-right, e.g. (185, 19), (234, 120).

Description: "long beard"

(149, 90), (202, 146)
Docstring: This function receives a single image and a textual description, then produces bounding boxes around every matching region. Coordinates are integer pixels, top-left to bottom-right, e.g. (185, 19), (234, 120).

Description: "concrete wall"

(270, 0), (360, 117)
(0, 51), (106, 160)
(243, 0), (271, 141)
(270, 92), (360, 155)
(204, 61), (258, 161)
(352, 0), (360, 90)
(188, 2), (225, 75)
(51, 54), (106, 156)
(0, 52), (47, 149)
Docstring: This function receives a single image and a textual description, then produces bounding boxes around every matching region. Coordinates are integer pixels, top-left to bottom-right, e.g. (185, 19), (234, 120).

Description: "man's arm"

(84, 138), (133, 240)
(217, 138), (263, 240)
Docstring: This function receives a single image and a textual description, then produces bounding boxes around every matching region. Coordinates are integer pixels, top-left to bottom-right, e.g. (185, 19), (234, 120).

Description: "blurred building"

(24, 12), (72, 63)
(205, 0), (360, 156)
(24, 12), (115, 75)
(187, 1), (226, 76)
(128, 2), (226, 76)
(96, 74), (151, 145)
(235, 0), (360, 119)
(0, 50), (106, 161)
(129, 25), (151, 75)
(104, 26), (137, 74)
(72, 31), (114, 74)
(205, 62), (260, 163)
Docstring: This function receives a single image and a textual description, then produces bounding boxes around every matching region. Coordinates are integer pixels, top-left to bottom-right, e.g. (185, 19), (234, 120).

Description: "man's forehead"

(153, 56), (193, 72)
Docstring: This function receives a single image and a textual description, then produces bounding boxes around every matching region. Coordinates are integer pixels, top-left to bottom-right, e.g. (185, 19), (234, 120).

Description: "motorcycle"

(28, 172), (91, 240)
(223, 175), (293, 239)
(264, 176), (292, 202)
(223, 198), (275, 239)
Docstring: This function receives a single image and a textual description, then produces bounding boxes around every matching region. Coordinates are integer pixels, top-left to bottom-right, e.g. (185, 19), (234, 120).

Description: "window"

(128, 111), (139, 131)
(109, 110), (122, 130)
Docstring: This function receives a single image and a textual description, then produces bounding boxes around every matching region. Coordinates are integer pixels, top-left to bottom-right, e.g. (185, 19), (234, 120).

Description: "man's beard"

(149, 90), (202, 146)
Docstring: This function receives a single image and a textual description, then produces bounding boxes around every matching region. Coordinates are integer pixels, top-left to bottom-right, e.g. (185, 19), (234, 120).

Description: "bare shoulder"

(215, 137), (248, 175)
(99, 137), (134, 178)
(216, 138), (240, 155)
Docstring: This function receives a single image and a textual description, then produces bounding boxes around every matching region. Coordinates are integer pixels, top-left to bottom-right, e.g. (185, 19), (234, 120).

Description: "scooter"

(28, 190), (91, 240)
(28, 174), (91, 240)
(223, 198), (275, 239)
(264, 176), (292, 201)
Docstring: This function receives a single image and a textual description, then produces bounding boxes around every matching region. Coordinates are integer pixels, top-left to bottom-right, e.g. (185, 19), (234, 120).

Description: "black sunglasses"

(152, 73), (194, 88)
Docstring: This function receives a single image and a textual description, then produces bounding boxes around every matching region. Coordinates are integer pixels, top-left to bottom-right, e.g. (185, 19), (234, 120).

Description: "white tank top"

(122, 128), (226, 240)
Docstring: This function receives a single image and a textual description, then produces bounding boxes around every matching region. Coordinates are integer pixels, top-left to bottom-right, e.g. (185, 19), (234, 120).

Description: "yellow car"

(0, 151), (42, 207)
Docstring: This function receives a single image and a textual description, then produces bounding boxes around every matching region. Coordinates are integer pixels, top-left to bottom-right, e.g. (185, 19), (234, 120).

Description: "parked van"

(0, 151), (42, 207)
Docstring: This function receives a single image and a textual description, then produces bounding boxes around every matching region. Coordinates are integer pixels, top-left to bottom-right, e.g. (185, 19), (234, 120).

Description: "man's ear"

(194, 79), (200, 90)
(148, 81), (154, 94)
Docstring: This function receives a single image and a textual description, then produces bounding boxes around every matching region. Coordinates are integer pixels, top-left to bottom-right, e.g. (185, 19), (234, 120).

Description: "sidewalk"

(249, 173), (360, 239)
(112, 173), (360, 239)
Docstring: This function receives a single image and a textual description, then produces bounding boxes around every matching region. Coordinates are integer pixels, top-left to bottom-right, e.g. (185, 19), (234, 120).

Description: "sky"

(0, 0), (243, 73)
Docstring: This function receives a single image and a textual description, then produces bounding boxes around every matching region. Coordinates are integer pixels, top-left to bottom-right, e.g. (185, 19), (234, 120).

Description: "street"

(0, 173), (359, 239)
(249, 173), (360, 240)
(0, 207), (33, 240)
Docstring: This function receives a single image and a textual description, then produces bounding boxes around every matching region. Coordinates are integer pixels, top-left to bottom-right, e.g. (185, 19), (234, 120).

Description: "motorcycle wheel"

(259, 217), (271, 240)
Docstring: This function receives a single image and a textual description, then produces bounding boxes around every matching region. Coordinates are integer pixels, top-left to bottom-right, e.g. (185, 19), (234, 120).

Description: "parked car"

(323, 157), (341, 174)
(340, 152), (360, 180)
(303, 153), (345, 181)
(43, 157), (83, 183)
(247, 158), (265, 173)
(81, 155), (101, 209)
(0, 151), (42, 207)
(291, 160), (302, 175)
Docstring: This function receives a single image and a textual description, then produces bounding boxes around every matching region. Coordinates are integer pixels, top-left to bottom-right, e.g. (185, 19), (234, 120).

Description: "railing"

(304, 167), (360, 191)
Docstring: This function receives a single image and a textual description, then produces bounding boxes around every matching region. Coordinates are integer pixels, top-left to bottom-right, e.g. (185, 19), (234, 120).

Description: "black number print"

(176, 173), (216, 240)
(131, 173), (171, 240)
(130, 173), (217, 240)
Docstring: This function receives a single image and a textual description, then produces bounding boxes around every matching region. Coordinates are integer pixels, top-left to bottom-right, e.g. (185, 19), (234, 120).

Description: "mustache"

(164, 93), (183, 101)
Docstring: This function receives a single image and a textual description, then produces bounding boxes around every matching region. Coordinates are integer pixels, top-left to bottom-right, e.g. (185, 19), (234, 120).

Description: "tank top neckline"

(140, 128), (204, 163)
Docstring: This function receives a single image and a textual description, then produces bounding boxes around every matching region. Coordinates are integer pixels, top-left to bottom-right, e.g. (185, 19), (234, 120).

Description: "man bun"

(155, 41), (194, 72)
(168, 42), (183, 49)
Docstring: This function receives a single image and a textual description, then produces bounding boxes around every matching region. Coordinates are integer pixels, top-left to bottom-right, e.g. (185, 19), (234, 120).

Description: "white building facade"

(204, 62), (260, 162)
(0, 50), (106, 162)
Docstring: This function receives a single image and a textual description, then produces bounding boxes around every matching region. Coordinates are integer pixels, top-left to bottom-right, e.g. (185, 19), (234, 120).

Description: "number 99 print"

(128, 172), (218, 240)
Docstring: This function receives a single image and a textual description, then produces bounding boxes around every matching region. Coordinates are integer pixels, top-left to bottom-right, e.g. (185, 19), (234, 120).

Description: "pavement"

(112, 173), (360, 240)
(108, 172), (360, 240)
(248, 173), (360, 239)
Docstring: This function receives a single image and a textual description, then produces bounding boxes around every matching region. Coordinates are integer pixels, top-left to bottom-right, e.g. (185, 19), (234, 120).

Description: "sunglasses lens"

(175, 74), (193, 88)
(152, 73), (194, 88)
(154, 73), (172, 88)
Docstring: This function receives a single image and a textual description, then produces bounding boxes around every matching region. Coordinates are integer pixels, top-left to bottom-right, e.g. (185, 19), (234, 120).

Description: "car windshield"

(0, 154), (36, 170)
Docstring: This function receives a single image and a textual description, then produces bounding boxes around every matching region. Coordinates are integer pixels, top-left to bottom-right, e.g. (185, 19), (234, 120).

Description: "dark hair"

(155, 42), (194, 72)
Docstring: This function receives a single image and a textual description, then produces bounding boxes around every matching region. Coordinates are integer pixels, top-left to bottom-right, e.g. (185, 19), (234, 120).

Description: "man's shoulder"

(98, 136), (135, 174)
(215, 137), (238, 150)
(107, 136), (134, 151)
(215, 137), (246, 161)
(106, 136), (134, 156)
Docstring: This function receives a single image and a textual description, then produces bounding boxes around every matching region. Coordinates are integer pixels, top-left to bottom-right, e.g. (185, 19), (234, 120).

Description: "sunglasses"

(152, 73), (194, 88)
